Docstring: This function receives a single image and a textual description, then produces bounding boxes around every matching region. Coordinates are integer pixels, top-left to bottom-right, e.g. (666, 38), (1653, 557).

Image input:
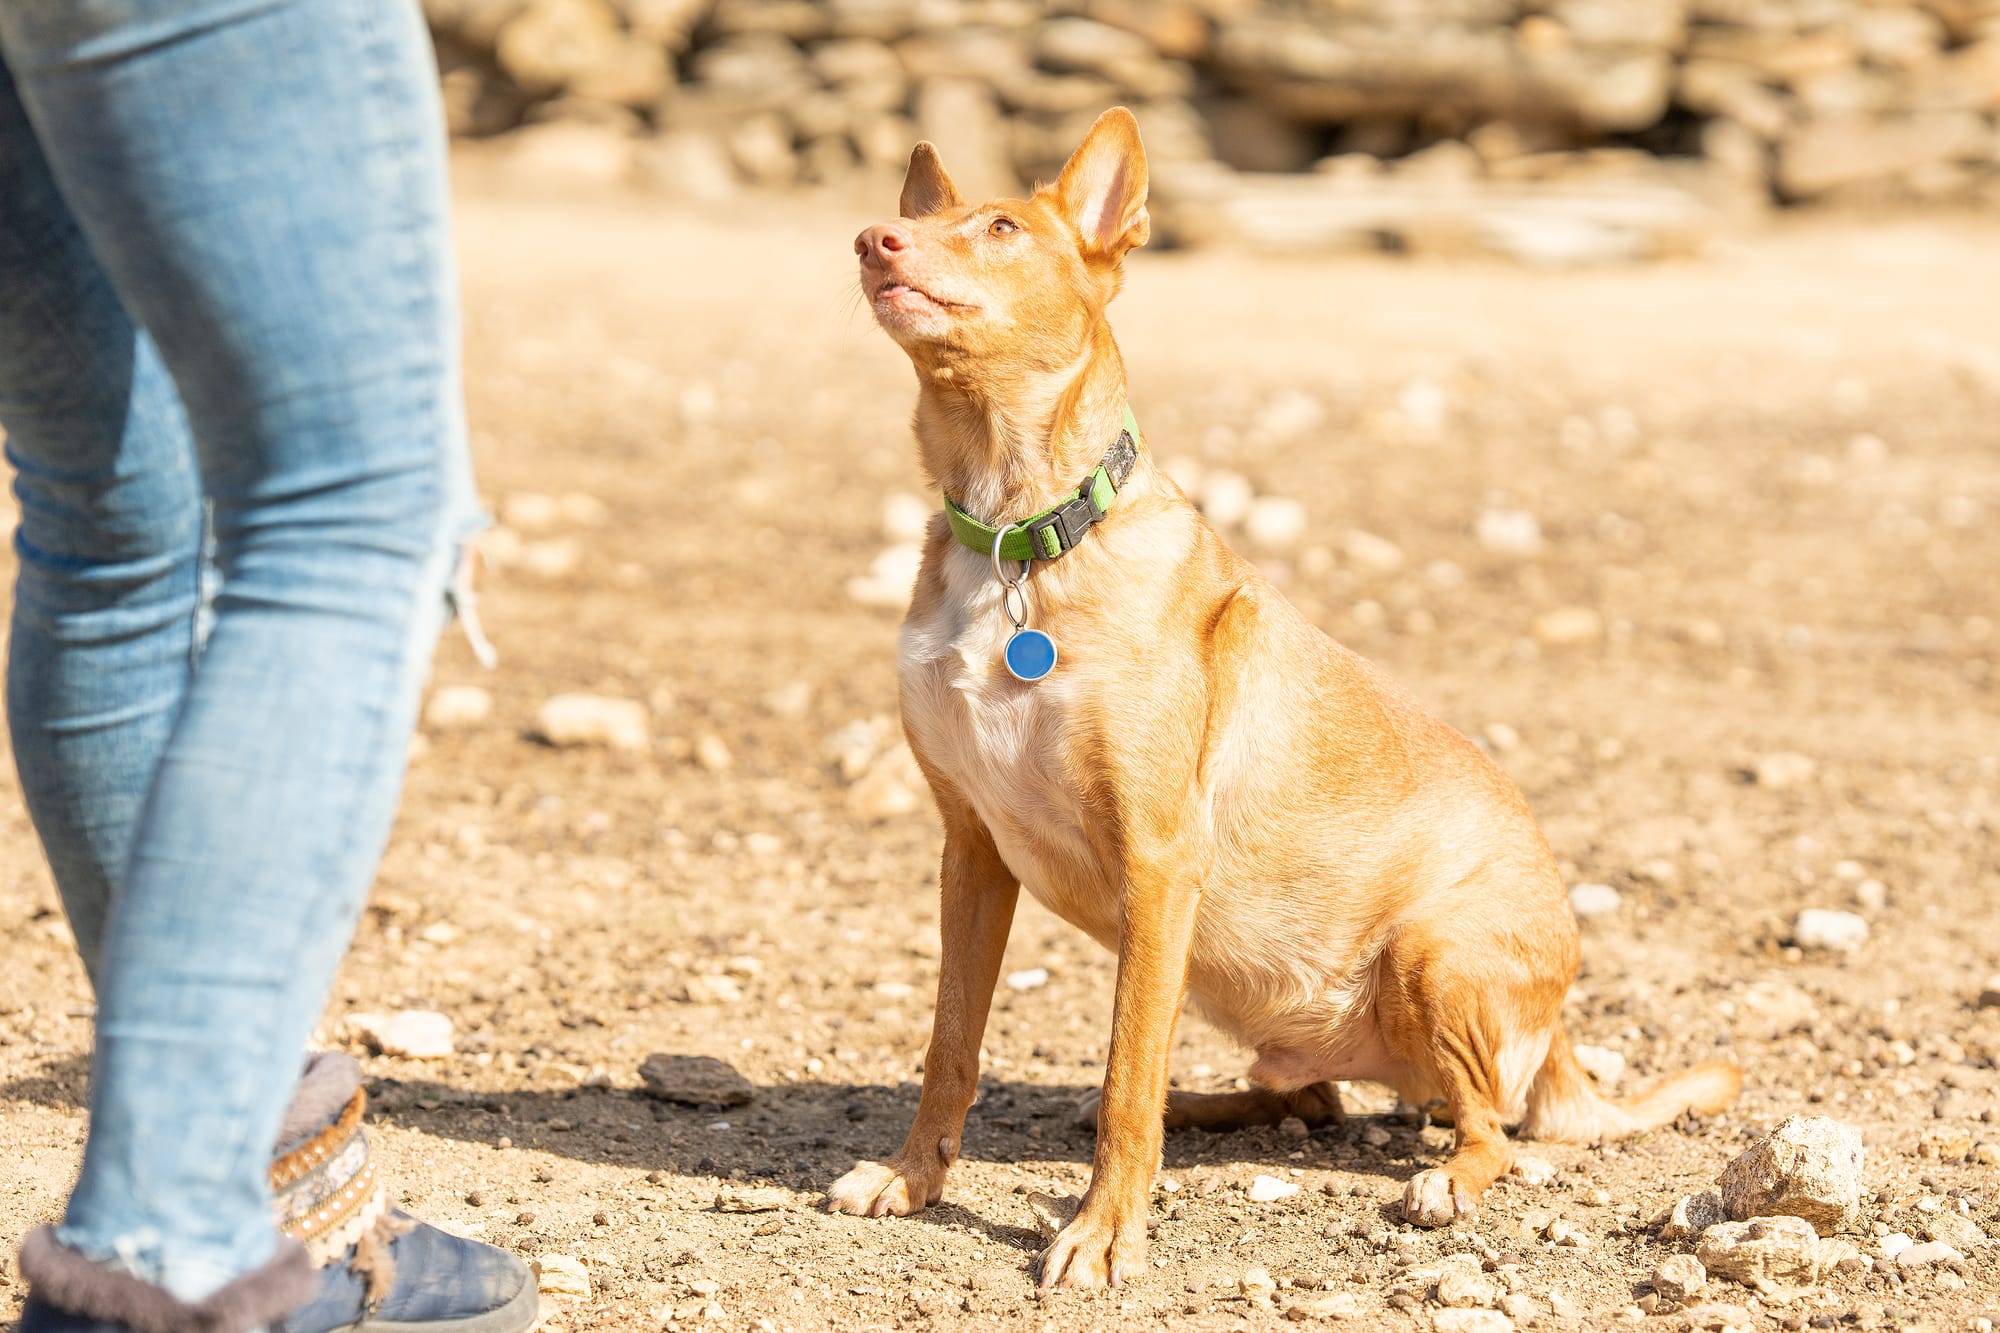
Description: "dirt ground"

(2, 173), (1997, 1331)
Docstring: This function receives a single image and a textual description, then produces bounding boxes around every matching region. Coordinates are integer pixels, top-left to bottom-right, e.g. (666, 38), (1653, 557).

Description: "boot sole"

(346, 1280), (538, 1333)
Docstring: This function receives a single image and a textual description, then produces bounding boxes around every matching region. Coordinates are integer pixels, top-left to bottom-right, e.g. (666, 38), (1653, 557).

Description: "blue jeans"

(0, 0), (477, 1302)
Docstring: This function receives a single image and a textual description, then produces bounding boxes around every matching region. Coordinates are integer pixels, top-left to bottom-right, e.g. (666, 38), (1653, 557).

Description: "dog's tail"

(1519, 1028), (1741, 1143)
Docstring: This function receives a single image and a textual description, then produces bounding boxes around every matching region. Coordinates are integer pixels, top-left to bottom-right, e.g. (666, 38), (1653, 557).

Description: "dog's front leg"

(826, 801), (1018, 1217)
(1040, 845), (1203, 1289)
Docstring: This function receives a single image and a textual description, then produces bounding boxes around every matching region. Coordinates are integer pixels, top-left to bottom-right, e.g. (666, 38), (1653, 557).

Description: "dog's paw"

(825, 1158), (942, 1217)
(1401, 1168), (1477, 1228)
(1038, 1195), (1148, 1290)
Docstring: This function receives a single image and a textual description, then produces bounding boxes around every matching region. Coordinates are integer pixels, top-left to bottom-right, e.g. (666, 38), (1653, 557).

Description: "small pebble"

(1533, 606), (1603, 645)
(345, 1010), (454, 1060)
(1568, 883), (1622, 918)
(1005, 967), (1049, 992)
(1652, 1253), (1707, 1303)
(1249, 1175), (1300, 1203)
(1475, 508), (1542, 556)
(534, 693), (648, 751)
(1752, 751), (1816, 788)
(534, 1254), (589, 1298)
(424, 684), (493, 730)
(1791, 908), (1868, 953)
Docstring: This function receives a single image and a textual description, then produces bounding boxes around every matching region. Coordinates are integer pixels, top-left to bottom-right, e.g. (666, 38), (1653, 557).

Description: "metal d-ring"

(991, 522), (1033, 630)
(990, 522), (1030, 588)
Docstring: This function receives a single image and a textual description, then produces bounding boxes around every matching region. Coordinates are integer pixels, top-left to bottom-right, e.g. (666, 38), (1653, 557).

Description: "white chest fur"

(898, 549), (1118, 946)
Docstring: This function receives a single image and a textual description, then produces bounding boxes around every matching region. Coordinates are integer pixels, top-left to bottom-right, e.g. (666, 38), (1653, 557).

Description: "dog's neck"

(912, 325), (1133, 527)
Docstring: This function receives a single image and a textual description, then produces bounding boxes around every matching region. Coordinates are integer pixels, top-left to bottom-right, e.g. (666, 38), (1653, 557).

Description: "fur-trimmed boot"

(17, 1054), (537, 1333)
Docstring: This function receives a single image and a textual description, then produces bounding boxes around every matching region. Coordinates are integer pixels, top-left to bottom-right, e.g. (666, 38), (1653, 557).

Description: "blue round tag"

(1004, 628), (1058, 682)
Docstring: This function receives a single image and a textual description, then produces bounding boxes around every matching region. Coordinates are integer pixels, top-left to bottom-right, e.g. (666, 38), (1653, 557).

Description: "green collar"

(945, 407), (1142, 562)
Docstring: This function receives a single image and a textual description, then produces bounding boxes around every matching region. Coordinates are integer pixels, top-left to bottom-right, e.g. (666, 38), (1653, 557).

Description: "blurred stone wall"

(428, 0), (2000, 209)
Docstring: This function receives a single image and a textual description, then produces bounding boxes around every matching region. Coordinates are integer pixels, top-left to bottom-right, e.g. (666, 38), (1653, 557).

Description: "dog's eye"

(988, 217), (1019, 236)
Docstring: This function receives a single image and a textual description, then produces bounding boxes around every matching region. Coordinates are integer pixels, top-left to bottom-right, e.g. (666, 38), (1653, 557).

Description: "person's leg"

(0, 0), (484, 1305)
(0, 52), (203, 990)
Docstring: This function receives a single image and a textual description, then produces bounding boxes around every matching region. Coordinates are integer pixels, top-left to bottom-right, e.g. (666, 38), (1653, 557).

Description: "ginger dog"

(827, 107), (1740, 1289)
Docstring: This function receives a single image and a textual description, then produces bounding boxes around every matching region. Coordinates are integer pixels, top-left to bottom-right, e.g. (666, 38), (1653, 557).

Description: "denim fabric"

(0, 0), (477, 1303)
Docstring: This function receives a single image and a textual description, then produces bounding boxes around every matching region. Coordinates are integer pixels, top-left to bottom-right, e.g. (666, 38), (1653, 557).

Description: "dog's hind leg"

(1375, 916), (1566, 1227)
(1073, 1081), (1343, 1132)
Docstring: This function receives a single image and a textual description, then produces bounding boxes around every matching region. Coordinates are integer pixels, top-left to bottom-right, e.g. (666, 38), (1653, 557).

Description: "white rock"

(1895, 1240), (1961, 1268)
(694, 732), (733, 772)
(1362, 1125), (1392, 1148)
(1431, 1310), (1513, 1333)
(1475, 508), (1543, 556)
(1249, 1175), (1300, 1203)
(1852, 878), (1887, 911)
(1652, 1253), (1708, 1303)
(1751, 751), (1816, 788)
(1696, 1216), (1821, 1293)
(1286, 1291), (1373, 1320)
(1195, 470), (1255, 527)
(1572, 1044), (1625, 1089)
(347, 1010), (454, 1060)
(881, 491), (932, 542)
(1719, 1116), (1864, 1235)
(1239, 1265), (1277, 1300)
(534, 1253), (591, 1297)
(845, 542), (924, 609)
(1660, 1189), (1726, 1241)
(714, 1185), (788, 1213)
(535, 694), (649, 751)
(425, 685), (493, 730)
(1245, 496), (1310, 552)
(1509, 1155), (1557, 1186)
(1568, 882), (1622, 918)
(1545, 1218), (1591, 1248)
(1877, 1232), (1914, 1260)
(1396, 378), (1450, 438)
(514, 537), (581, 578)
(1482, 722), (1521, 753)
(1342, 529), (1406, 573)
(1533, 606), (1604, 645)
(1436, 1268), (1501, 1308)
(682, 974), (743, 1005)
(1791, 909), (1868, 953)
(1027, 1191), (1079, 1244)
(1005, 967), (1049, 992)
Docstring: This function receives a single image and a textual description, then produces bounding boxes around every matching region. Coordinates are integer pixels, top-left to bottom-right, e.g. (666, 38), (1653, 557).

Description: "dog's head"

(854, 107), (1150, 383)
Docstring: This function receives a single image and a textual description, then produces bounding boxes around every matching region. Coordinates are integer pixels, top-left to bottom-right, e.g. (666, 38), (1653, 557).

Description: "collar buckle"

(1024, 492), (1104, 559)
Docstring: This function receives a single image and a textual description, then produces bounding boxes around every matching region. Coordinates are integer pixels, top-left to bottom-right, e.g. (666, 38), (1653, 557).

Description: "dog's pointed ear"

(1053, 107), (1150, 260)
(900, 142), (964, 219)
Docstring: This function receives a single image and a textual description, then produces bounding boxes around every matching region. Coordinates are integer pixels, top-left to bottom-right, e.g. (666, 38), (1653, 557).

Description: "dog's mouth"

(872, 279), (971, 315)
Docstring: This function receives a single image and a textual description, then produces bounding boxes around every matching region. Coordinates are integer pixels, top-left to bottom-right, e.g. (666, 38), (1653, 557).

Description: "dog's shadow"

(0, 1053), (1437, 1253)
